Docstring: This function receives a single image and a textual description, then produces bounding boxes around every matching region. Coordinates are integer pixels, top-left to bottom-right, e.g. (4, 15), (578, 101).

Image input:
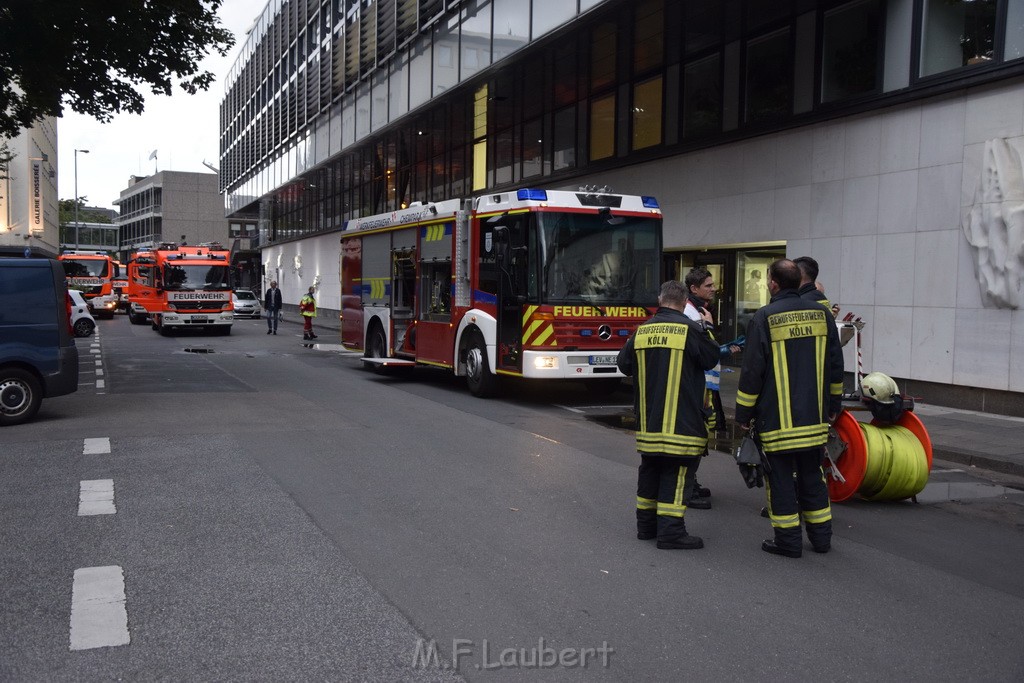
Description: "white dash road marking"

(96, 379), (105, 390)
(83, 438), (111, 455)
(78, 480), (115, 516)
(95, 359), (102, 366)
(89, 349), (101, 355)
(530, 432), (559, 444)
(69, 566), (130, 651)
(96, 369), (104, 376)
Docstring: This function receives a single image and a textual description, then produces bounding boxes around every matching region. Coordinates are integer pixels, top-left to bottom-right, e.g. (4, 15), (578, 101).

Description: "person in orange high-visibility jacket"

(299, 286), (318, 340)
(735, 259), (844, 559)
(617, 280), (720, 550)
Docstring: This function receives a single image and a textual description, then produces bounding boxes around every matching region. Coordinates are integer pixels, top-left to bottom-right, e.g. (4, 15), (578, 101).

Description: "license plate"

(589, 355), (617, 365)
(192, 316), (209, 323)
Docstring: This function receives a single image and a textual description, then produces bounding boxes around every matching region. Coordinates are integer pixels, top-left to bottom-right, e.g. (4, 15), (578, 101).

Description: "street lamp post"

(74, 149), (89, 250)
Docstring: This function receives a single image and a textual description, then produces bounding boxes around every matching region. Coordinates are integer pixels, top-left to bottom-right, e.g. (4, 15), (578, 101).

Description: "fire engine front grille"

(173, 301), (226, 312)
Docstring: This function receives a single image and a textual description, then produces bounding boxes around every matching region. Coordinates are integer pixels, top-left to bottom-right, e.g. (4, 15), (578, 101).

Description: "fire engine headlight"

(167, 303), (176, 311)
(534, 356), (559, 370)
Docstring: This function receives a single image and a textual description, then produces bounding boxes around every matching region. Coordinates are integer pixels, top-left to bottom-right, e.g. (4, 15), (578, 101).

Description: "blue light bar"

(618, 329), (631, 336)
(517, 189), (548, 201)
(641, 196), (660, 209)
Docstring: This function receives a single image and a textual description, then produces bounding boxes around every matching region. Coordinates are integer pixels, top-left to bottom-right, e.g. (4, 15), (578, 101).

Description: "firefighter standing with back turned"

(617, 281), (721, 549)
(735, 259), (844, 558)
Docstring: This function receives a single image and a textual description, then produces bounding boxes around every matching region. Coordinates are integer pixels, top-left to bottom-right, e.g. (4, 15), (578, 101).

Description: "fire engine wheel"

(128, 309), (145, 325)
(465, 335), (497, 398)
(365, 325), (389, 374)
(0, 368), (42, 427)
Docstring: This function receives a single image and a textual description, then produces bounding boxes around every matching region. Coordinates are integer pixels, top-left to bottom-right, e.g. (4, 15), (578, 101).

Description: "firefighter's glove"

(738, 463), (764, 489)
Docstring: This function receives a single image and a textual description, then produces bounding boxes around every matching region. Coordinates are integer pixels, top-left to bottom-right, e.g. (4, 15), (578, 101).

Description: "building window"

(683, 54), (721, 138)
(589, 93), (616, 161)
(746, 29), (791, 124)
(1008, 0), (1024, 61)
(591, 22), (617, 92)
(552, 105), (576, 171)
(822, 0), (882, 102)
(920, 0), (997, 77)
(632, 76), (663, 150)
(633, 0), (664, 73)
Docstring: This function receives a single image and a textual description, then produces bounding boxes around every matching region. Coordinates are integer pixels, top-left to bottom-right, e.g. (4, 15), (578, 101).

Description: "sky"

(56, 0), (260, 211)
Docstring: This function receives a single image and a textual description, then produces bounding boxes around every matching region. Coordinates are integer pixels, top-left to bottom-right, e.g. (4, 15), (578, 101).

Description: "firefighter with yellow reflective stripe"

(735, 259), (844, 558)
(617, 281), (720, 549)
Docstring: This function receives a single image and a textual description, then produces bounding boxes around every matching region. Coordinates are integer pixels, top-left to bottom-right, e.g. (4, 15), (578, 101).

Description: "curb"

(931, 446), (1024, 478)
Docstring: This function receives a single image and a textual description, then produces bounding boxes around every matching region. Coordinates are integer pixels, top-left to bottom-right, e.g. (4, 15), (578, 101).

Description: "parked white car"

(68, 290), (96, 338)
(231, 290), (263, 319)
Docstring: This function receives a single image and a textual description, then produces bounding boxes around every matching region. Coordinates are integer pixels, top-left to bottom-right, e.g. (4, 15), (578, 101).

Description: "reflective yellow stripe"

(673, 466), (688, 508)
(816, 335), (825, 414)
(636, 496), (657, 510)
(772, 340), (791, 429)
(522, 305), (538, 327)
(830, 382), (844, 396)
(737, 390), (758, 407)
(770, 512), (801, 529)
(662, 347), (682, 431)
(759, 424), (829, 442)
(801, 507), (832, 524)
(657, 502), (686, 518)
(637, 350), (647, 434)
(761, 435), (829, 452)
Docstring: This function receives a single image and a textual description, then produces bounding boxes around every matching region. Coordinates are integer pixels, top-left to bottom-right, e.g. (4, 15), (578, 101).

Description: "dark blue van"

(0, 258), (79, 426)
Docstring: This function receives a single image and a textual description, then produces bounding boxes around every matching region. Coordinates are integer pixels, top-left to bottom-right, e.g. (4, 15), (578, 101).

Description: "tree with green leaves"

(0, 1), (235, 139)
(59, 198), (112, 225)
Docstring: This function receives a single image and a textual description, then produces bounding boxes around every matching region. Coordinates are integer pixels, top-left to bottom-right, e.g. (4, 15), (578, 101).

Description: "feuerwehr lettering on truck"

(167, 292), (231, 302)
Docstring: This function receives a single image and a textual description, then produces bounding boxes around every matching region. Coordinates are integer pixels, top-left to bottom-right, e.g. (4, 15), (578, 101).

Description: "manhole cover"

(184, 347), (215, 354)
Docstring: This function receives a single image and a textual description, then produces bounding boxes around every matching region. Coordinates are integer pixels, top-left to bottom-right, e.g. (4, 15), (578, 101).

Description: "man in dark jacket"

(736, 259), (844, 558)
(264, 280), (283, 334)
(617, 281), (721, 549)
(794, 256), (831, 310)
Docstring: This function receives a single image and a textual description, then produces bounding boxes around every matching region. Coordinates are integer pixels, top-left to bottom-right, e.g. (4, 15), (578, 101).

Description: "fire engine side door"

(492, 214), (531, 374)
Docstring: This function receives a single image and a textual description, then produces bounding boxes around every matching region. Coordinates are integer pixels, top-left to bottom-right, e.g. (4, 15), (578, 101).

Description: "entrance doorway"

(664, 245), (786, 361)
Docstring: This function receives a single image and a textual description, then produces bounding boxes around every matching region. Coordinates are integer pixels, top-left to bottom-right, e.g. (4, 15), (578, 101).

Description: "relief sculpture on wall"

(962, 138), (1024, 309)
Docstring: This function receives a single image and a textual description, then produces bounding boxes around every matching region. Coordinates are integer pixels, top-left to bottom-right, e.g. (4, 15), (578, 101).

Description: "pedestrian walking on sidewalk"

(300, 285), (318, 340)
(264, 280), (282, 334)
(617, 281), (720, 549)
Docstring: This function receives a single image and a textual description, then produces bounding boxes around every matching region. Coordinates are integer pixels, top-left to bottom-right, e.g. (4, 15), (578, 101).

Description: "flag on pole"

(149, 149), (158, 160)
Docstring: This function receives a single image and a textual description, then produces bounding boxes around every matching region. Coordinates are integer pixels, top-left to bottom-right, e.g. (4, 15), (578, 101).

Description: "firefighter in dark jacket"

(617, 281), (721, 549)
(735, 259), (844, 558)
(794, 255), (831, 310)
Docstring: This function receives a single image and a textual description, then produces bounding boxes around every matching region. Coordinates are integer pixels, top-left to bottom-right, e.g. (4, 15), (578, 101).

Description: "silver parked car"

(232, 290), (263, 319)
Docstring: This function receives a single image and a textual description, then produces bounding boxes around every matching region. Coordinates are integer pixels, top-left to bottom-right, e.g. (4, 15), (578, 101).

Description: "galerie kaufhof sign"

(29, 159), (43, 234)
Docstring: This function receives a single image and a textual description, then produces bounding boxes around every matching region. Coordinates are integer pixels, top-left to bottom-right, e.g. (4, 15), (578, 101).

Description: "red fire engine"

(341, 188), (663, 396)
(126, 243), (234, 335)
(59, 250), (118, 300)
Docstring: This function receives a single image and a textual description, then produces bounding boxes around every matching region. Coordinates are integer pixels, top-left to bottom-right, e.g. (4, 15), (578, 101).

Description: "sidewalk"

(717, 369), (1024, 478)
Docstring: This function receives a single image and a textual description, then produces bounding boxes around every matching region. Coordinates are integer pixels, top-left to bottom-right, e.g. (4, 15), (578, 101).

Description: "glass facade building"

(220, 0), (1024, 409)
(221, 0), (1024, 244)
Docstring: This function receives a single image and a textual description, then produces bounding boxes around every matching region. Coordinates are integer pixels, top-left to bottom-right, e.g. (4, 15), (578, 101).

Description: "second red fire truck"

(341, 188), (663, 396)
(126, 243), (234, 335)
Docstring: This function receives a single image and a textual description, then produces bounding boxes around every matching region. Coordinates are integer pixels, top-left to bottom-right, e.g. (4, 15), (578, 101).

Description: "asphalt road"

(2, 315), (1023, 681)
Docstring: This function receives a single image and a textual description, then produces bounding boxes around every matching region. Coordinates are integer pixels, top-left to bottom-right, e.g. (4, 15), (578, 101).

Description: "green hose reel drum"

(827, 407), (933, 503)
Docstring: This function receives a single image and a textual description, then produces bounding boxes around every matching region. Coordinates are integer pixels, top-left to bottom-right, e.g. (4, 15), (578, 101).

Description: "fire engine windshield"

(62, 258), (109, 278)
(162, 264), (231, 290)
(539, 212), (661, 305)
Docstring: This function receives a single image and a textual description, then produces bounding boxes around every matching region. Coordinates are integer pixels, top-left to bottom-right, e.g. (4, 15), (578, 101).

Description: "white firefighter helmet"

(861, 372), (899, 404)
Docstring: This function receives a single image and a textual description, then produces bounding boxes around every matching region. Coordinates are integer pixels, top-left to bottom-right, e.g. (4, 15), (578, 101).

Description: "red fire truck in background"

(58, 250), (119, 318)
(126, 243), (234, 335)
(341, 188), (663, 396)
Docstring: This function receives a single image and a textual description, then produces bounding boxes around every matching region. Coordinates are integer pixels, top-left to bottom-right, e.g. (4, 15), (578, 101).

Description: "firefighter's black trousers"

(636, 454), (699, 541)
(764, 447), (832, 551)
